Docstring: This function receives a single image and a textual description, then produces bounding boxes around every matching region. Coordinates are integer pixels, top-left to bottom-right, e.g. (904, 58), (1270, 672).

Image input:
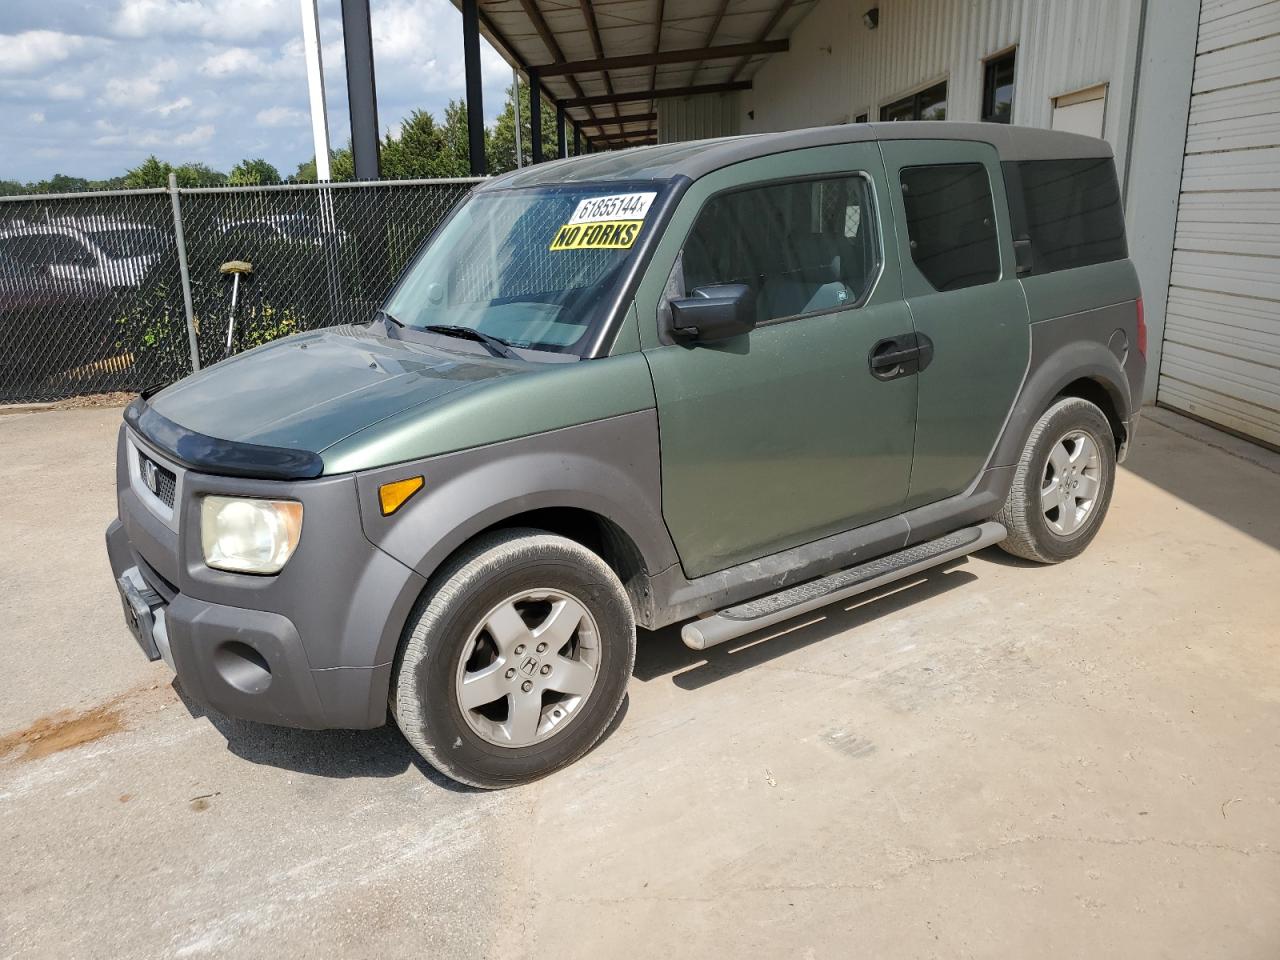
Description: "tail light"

(1135, 297), (1147, 358)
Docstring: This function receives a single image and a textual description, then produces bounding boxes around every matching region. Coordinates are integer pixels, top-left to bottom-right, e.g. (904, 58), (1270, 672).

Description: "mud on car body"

(107, 122), (1145, 788)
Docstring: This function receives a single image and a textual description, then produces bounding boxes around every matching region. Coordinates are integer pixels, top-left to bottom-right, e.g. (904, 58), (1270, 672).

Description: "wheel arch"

(991, 338), (1134, 470)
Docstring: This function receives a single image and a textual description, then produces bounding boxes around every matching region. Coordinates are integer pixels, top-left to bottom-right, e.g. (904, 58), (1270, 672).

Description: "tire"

(995, 396), (1117, 564)
(390, 528), (636, 789)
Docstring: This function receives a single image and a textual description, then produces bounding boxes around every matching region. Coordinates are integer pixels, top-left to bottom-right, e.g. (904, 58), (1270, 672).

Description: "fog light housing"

(200, 496), (303, 574)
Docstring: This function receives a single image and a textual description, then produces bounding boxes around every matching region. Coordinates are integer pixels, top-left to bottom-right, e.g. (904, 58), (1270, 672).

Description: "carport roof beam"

(562, 81), (751, 109)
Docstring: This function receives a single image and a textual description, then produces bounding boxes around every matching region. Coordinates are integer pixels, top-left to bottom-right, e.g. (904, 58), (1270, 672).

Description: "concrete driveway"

(2, 405), (1278, 959)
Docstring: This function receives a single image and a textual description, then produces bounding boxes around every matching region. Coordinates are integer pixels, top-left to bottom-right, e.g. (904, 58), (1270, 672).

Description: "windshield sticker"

(567, 192), (656, 225)
(549, 219), (643, 252)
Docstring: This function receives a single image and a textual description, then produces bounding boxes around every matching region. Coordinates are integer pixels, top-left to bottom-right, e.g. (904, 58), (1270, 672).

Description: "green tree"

(0, 180), (25, 197)
(486, 83), (560, 175)
(173, 162), (227, 186)
(291, 144), (354, 183)
(122, 155), (173, 188)
(228, 158), (282, 185)
(380, 109), (446, 179)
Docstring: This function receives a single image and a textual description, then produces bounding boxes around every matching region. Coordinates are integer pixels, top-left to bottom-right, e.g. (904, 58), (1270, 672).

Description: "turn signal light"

(379, 476), (424, 516)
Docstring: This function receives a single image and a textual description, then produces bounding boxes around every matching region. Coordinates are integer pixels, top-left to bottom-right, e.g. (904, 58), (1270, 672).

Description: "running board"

(681, 521), (1007, 651)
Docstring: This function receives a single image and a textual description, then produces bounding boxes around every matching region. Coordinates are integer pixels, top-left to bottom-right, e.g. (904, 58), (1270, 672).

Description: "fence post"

(168, 172), (201, 373)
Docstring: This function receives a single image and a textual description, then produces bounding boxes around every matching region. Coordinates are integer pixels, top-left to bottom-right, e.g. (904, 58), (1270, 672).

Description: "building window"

(899, 163), (1000, 291)
(880, 81), (947, 122)
(854, 112), (869, 124)
(982, 49), (1015, 123)
(682, 174), (881, 323)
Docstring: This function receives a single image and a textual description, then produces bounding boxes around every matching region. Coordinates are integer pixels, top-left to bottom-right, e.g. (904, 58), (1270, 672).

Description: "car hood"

(147, 324), (529, 454)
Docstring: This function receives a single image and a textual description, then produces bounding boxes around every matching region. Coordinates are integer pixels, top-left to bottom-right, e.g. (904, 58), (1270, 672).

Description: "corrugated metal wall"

(1159, 0), (1280, 448)
(671, 0), (1142, 157)
(657, 94), (741, 143)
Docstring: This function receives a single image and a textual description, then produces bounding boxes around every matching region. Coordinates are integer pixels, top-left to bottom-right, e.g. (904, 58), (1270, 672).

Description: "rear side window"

(899, 163), (1001, 291)
(1002, 158), (1126, 275)
(681, 174), (880, 324)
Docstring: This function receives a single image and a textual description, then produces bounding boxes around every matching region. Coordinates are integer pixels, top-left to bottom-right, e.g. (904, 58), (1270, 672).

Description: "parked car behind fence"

(0, 178), (476, 403)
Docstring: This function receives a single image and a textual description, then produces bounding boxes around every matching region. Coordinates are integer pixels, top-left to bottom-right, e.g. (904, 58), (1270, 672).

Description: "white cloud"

(48, 81), (86, 100)
(173, 124), (215, 146)
(29, 111), (46, 124)
(113, 0), (295, 41)
(0, 29), (87, 75)
(153, 96), (192, 117)
(103, 74), (164, 107)
(101, 59), (179, 107)
(256, 106), (307, 128)
(200, 46), (264, 78)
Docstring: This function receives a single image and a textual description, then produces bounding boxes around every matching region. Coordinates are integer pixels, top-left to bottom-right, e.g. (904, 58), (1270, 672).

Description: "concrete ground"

(2, 404), (1278, 959)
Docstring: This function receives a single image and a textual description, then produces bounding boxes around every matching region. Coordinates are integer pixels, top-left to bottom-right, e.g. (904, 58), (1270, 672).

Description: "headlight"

(200, 496), (303, 574)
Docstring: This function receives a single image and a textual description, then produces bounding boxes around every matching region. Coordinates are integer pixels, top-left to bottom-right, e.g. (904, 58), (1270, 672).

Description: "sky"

(0, 0), (513, 183)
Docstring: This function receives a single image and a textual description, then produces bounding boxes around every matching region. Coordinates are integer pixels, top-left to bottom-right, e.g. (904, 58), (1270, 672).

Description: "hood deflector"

(124, 398), (325, 481)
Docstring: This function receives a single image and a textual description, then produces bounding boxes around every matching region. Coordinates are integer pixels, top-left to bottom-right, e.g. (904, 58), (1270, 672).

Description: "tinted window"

(983, 51), (1015, 123)
(899, 163), (1000, 291)
(1003, 158), (1126, 274)
(681, 175), (879, 324)
(0, 234), (94, 268)
(881, 82), (948, 122)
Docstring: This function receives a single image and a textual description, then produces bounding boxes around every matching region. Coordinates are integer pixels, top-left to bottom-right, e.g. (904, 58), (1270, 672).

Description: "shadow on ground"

(173, 679), (630, 789)
(635, 562), (980, 690)
(1123, 411), (1280, 553)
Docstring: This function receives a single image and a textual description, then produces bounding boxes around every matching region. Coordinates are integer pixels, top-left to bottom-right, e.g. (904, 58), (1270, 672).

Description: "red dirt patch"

(0, 702), (127, 763)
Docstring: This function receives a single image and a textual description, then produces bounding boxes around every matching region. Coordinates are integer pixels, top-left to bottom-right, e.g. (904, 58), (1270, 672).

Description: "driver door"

(635, 144), (919, 579)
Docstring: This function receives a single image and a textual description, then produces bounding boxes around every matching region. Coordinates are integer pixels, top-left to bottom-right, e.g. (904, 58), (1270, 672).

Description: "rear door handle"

(868, 332), (933, 380)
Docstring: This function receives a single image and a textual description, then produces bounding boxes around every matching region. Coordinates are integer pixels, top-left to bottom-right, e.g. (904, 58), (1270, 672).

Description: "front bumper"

(106, 427), (427, 730)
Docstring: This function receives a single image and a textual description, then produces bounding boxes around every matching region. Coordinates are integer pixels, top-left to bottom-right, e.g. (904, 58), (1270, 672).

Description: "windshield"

(383, 181), (670, 354)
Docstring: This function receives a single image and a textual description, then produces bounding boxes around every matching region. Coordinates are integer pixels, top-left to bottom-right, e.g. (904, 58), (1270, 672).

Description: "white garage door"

(1160, 0), (1280, 448)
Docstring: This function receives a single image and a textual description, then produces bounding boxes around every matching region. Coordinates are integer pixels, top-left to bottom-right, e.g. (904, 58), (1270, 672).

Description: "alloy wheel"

(454, 589), (601, 747)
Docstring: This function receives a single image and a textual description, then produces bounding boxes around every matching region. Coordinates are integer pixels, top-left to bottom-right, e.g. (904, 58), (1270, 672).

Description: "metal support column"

(529, 70), (544, 164)
(340, 0), (381, 180)
(556, 102), (567, 159)
(461, 0), (486, 175)
(167, 173), (200, 372)
(574, 123), (582, 156)
(512, 67), (524, 168)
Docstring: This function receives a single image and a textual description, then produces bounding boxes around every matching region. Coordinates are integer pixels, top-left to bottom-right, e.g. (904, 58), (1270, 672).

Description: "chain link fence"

(0, 177), (478, 403)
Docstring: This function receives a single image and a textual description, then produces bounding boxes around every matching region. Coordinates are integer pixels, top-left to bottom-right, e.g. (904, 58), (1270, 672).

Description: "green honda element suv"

(107, 123), (1145, 788)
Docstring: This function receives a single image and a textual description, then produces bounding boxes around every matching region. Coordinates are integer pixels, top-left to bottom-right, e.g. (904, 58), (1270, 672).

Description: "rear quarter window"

(1002, 157), (1127, 275)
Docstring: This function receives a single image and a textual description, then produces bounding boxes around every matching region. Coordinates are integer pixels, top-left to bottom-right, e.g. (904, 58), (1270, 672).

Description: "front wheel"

(391, 529), (636, 789)
(995, 397), (1117, 563)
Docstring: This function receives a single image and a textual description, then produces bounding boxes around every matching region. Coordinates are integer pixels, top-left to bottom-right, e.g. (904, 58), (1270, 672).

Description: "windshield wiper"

(375, 309), (405, 332)
(421, 324), (519, 360)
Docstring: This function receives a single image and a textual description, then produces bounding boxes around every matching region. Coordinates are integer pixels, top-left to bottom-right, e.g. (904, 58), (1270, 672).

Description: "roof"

(448, 0), (823, 148)
(480, 121), (1116, 190)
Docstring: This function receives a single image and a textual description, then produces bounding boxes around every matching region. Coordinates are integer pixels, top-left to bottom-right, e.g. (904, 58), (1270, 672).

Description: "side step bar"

(681, 521), (1007, 651)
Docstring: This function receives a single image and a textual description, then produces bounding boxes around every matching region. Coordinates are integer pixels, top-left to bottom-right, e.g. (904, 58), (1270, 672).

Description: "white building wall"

(735, 0), (1143, 163)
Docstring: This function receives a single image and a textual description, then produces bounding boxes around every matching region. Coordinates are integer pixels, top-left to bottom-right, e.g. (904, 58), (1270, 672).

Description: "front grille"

(137, 452), (177, 509)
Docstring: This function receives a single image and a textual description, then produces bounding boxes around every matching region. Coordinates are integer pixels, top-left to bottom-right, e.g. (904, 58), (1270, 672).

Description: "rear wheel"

(995, 397), (1116, 563)
(391, 529), (635, 789)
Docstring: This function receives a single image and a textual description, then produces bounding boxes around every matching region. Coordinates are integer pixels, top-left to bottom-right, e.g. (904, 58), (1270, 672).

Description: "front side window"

(881, 81), (948, 122)
(899, 163), (1000, 292)
(385, 181), (670, 353)
(680, 174), (880, 324)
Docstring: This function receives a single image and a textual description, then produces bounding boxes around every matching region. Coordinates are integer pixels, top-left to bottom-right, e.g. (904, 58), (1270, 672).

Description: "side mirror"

(669, 283), (757, 343)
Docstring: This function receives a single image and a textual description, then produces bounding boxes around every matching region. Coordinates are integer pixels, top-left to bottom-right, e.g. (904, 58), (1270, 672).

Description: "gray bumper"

(106, 428), (428, 730)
